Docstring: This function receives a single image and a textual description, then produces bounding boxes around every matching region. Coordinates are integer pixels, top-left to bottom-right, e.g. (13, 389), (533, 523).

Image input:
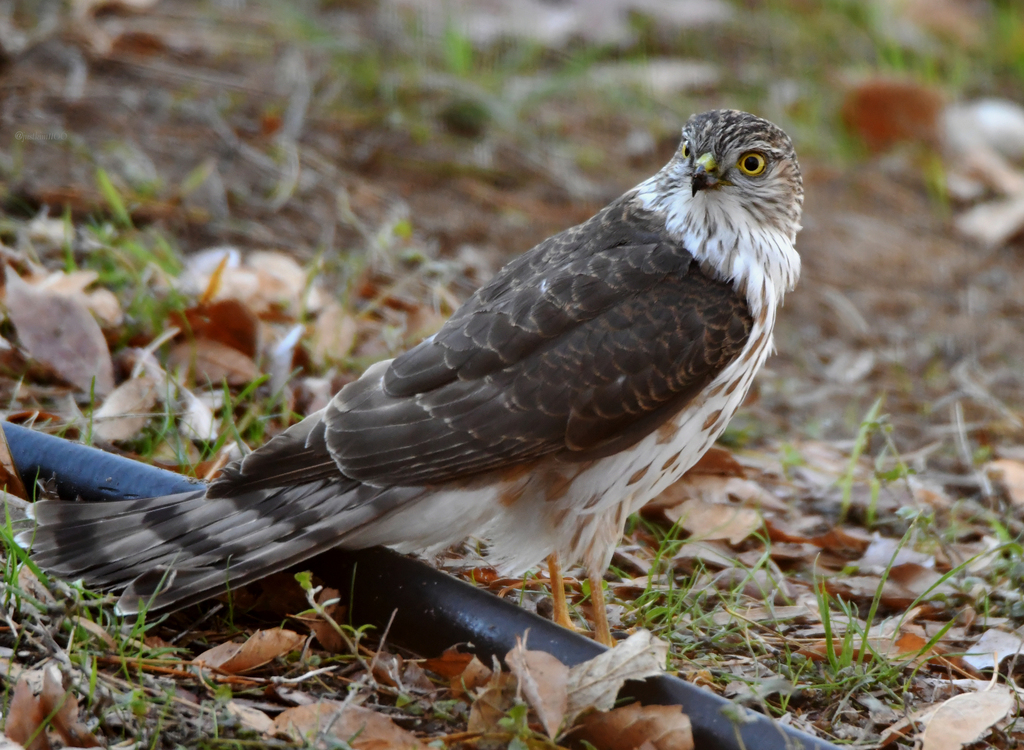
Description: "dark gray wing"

(325, 197), (753, 486)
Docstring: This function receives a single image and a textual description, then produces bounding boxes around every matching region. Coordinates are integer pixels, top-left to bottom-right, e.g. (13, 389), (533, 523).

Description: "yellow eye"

(682, 143), (691, 159)
(737, 152), (766, 176)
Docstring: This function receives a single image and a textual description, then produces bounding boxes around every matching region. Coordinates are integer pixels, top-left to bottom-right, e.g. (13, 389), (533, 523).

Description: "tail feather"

(19, 479), (424, 614)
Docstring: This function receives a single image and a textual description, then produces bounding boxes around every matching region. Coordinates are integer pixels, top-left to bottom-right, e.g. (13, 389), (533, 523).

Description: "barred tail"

(17, 478), (412, 615)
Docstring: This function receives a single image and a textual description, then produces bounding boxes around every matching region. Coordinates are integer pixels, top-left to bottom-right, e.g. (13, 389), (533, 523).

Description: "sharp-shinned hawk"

(22, 109), (803, 646)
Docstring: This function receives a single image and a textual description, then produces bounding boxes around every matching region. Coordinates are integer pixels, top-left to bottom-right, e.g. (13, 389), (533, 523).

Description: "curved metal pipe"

(2, 422), (836, 750)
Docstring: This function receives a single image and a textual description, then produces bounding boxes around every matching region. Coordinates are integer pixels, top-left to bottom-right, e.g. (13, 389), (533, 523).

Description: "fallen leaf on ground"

(41, 666), (99, 748)
(506, 636), (569, 738)
(962, 629), (1024, 672)
(18, 567), (55, 608)
(798, 631), (957, 670)
(172, 298), (259, 358)
(271, 701), (425, 749)
(565, 629), (667, 724)
(227, 700), (274, 734)
(468, 669), (517, 733)
(0, 423), (29, 500)
(176, 386), (220, 441)
(304, 587), (347, 653)
(5, 670), (49, 750)
(663, 497), (762, 545)
(180, 248), (323, 318)
(919, 686), (1013, 750)
(841, 78), (944, 151)
(32, 269), (123, 327)
(72, 617), (116, 650)
(311, 301), (358, 367)
(4, 266), (115, 396)
(194, 628), (305, 674)
(572, 702), (693, 750)
(955, 191), (1024, 248)
(856, 533), (935, 574)
(423, 645), (475, 678)
(450, 655), (492, 698)
(168, 338), (259, 387)
(4, 666), (99, 749)
(684, 446), (746, 477)
(986, 459), (1024, 507)
(370, 650), (404, 688)
(91, 374), (162, 441)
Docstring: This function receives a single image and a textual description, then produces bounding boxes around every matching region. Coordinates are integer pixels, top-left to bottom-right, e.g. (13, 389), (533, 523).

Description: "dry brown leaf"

(172, 299), (259, 359)
(4, 266), (114, 396)
(72, 617), (116, 650)
(572, 702), (694, 750)
(168, 338), (259, 387)
(73, 0), (160, 18)
(227, 701), (274, 734)
(181, 249), (322, 318)
(18, 567), (55, 608)
(423, 646), (475, 678)
(370, 651), (404, 688)
(0, 423), (29, 500)
(194, 628), (305, 674)
(4, 666), (99, 750)
(306, 587), (347, 654)
(83, 287), (123, 328)
(450, 655), (492, 698)
(271, 701), (425, 749)
(401, 661), (435, 692)
(684, 446), (746, 477)
(841, 78), (944, 152)
(247, 250), (318, 316)
(672, 540), (736, 570)
(565, 630), (667, 725)
(91, 374), (161, 441)
(311, 301), (358, 367)
(798, 631), (958, 670)
(919, 686), (1014, 750)
(506, 638), (569, 738)
(468, 670), (518, 733)
(31, 269), (122, 327)
(41, 666), (99, 748)
(663, 498), (761, 545)
(987, 459), (1024, 507)
(5, 671), (49, 750)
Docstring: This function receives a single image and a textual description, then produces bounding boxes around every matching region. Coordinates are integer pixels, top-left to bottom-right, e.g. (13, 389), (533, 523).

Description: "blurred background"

(1, 0), (1023, 473)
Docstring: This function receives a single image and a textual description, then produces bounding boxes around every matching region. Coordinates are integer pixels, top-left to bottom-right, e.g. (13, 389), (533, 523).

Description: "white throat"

(634, 175), (801, 320)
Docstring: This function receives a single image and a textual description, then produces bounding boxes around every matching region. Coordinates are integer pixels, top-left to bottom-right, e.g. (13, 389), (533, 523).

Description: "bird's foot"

(547, 553), (579, 631)
(588, 568), (615, 648)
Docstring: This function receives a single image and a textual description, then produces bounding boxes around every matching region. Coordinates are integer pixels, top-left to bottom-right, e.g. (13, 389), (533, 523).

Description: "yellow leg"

(547, 553), (576, 630)
(588, 567), (614, 647)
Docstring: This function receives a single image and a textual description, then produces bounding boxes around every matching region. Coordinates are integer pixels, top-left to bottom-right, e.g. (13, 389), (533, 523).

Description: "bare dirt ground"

(2, 0), (1024, 748)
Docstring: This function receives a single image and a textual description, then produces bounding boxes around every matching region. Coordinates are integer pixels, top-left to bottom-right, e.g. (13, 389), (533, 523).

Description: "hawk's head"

(675, 109), (802, 236)
(638, 109), (803, 309)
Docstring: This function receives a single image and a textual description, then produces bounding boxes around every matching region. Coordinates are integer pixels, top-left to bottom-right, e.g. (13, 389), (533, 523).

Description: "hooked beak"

(691, 152), (721, 196)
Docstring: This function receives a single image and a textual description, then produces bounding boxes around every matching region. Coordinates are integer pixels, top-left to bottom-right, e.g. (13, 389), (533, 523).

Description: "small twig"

(952, 401), (993, 499)
(367, 608), (398, 682)
(270, 664), (339, 685)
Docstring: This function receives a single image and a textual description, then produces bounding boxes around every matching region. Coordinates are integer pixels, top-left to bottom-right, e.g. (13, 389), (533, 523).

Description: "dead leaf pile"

(4, 665), (100, 749)
(459, 630), (691, 749)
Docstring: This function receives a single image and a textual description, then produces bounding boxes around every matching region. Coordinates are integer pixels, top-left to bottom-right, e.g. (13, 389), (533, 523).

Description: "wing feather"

(325, 196), (753, 485)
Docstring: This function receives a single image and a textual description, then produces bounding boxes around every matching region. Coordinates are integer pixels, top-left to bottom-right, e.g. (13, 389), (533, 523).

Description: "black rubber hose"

(2, 421), (837, 750)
